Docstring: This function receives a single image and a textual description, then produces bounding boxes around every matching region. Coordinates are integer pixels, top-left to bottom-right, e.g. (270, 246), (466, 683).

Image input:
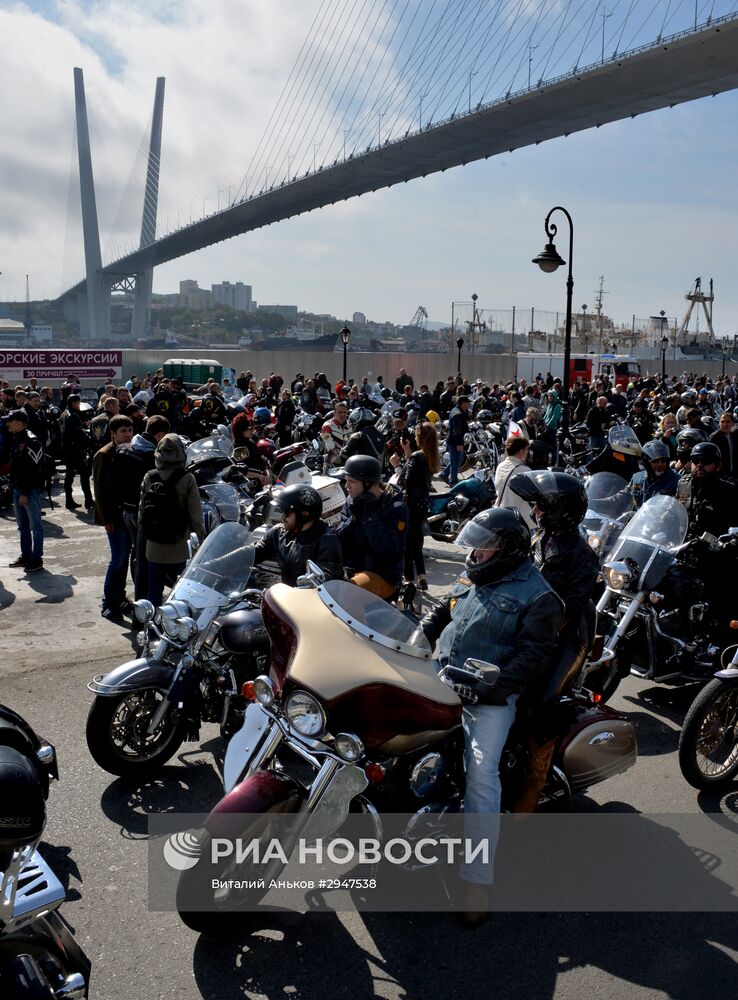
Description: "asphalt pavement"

(1, 480), (737, 1000)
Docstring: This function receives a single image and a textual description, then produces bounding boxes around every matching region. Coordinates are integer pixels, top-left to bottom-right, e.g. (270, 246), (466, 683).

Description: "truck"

(515, 352), (641, 388)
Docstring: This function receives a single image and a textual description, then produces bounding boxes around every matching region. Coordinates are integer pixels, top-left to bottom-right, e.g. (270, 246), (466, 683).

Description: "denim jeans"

(147, 561), (186, 609)
(103, 524), (132, 611)
(461, 693), (519, 886)
(445, 446), (463, 484)
(123, 510), (148, 600)
(13, 488), (44, 562)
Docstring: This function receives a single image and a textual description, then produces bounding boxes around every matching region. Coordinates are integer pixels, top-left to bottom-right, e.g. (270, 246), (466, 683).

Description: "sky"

(2, 0), (738, 333)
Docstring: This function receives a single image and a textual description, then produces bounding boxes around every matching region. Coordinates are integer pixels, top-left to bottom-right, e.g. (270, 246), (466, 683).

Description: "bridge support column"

(131, 76), (165, 342)
(73, 67), (110, 341)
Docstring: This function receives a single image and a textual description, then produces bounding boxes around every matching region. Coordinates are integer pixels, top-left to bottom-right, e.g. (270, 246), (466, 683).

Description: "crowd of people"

(3, 358), (738, 921)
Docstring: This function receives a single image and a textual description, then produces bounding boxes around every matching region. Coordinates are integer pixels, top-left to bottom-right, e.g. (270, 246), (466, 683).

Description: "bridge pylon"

(132, 76), (166, 342)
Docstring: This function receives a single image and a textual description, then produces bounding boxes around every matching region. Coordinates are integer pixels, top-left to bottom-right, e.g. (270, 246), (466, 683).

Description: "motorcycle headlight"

(176, 617), (199, 642)
(587, 534), (602, 554)
(603, 561), (633, 592)
(161, 615), (180, 638)
(285, 691), (326, 736)
(253, 675), (275, 707)
(133, 599), (155, 623)
(334, 733), (364, 762)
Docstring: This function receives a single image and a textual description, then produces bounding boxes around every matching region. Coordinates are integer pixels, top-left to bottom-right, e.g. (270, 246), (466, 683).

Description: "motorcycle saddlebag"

(0, 746), (46, 853)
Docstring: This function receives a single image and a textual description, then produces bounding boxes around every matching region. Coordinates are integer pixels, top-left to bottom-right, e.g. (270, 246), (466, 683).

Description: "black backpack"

(140, 469), (188, 543)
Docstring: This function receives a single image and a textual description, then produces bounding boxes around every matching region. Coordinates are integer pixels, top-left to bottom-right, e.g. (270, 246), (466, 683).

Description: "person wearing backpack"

(139, 433), (202, 608)
(117, 415), (171, 599)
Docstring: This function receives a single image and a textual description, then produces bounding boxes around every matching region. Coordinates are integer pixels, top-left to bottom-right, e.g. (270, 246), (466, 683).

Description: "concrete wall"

(119, 348), (519, 388)
(108, 347), (730, 389)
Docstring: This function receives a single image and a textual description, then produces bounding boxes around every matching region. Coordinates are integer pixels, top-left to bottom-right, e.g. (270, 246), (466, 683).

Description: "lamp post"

(532, 206), (575, 401)
(340, 325), (351, 384)
(456, 336), (464, 374)
(581, 303), (588, 351)
(659, 309), (668, 384)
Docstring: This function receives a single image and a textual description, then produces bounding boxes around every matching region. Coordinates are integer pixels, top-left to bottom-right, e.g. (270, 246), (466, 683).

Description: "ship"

(240, 321), (339, 352)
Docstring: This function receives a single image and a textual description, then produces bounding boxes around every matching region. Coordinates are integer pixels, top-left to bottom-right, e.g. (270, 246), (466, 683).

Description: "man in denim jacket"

(420, 507), (562, 923)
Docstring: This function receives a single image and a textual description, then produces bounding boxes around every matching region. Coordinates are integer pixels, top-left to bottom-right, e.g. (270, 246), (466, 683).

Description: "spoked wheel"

(86, 689), (186, 778)
(679, 679), (738, 789)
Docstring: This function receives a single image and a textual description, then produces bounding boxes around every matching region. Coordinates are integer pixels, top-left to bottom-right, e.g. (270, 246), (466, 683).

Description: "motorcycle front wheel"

(678, 679), (738, 789)
(177, 796), (302, 936)
(86, 689), (187, 778)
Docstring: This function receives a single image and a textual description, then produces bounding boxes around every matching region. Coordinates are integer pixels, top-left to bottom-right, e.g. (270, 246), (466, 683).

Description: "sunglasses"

(691, 458), (716, 467)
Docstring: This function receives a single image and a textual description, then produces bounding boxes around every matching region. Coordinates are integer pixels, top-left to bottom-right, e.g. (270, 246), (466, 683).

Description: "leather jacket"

(254, 520), (343, 587)
(337, 485), (409, 586)
(532, 527), (599, 631)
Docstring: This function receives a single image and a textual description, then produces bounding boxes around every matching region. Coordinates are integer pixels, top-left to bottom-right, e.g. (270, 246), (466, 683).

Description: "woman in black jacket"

(275, 389), (296, 446)
(397, 421), (440, 590)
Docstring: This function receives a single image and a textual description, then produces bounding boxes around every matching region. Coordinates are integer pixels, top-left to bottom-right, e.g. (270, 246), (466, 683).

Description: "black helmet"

(676, 428), (703, 456)
(642, 439), (670, 463)
(349, 407), (375, 430)
(273, 484), (323, 524)
(345, 454), (382, 486)
(509, 470), (587, 531)
(456, 508), (531, 586)
(476, 409), (494, 425)
(690, 441), (721, 467)
(67, 393), (81, 406)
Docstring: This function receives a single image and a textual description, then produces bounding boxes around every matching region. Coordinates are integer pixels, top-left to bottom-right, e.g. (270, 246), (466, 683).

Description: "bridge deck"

(72, 19), (738, 291)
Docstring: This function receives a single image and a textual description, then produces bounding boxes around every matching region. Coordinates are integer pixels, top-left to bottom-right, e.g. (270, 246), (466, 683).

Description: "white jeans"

(461, 694), (518, 885)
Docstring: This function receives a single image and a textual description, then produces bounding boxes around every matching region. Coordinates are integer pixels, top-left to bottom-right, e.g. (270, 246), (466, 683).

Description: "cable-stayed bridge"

(61, 1), (738, 340)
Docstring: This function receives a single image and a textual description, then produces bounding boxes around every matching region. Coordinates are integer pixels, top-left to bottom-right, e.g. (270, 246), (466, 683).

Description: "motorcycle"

(678, 649), (738, 790)
(186, 432), (250, 536)
(582, 495), (733, 701)
(86, 522), (266, 778)
(426, 468), (496, 542)
(175, 567), (636, 932)
(0, 705), (91, 998)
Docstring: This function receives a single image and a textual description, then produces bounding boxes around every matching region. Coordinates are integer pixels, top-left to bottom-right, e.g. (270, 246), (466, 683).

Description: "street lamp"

(659, 309), (668, 383)
(532, 206), (574, 401)
(581, 304), (588, 351)
(456, 336), (465, 373)
(340, 326), (351, 384)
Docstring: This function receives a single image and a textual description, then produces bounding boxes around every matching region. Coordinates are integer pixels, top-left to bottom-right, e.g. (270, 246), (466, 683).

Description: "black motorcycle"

(86, 522), (268, 779)
(0, 705), (91, 998)
(582, 496), (736, 701)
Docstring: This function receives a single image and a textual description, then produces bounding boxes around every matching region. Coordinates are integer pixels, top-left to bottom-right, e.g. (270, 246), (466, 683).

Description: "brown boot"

(511, 739), (557, 814)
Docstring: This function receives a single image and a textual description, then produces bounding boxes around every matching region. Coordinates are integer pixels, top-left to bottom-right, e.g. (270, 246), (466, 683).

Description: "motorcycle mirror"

(187, 532), (200, 559)
(463, 658), (500, 684)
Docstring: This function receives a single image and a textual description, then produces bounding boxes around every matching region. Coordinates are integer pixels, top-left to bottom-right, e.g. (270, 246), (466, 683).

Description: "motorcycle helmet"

(642, 439), (670, 463)
(689, 441), (721, 467)
(256, 439), (277, 459)
(293, 382), (304, 395)
(676, 427), (703, 460)
(244, 393), (257, 406)
(509, 470), (587, 531)
(348, 407), (375, 430)
(475, 409), (493, 426)
(456, 508), (531, 586)
(425, 409), (441, 425)
(381, 387), (392, 400)
(254, 406), (272, 426)
(344, 454), (382, 486)
(273, 484), (323, 525)
(680, 390), (697, 406)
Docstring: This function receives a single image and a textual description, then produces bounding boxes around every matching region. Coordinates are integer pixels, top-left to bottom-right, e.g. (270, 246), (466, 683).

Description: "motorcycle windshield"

(199, 483), (240, 522)
(318, 580), (432, 659)
(612, 494), (687, 553)
(171, 521), (254, 603)
(585, 473), (632, 520)
(186, 435), (234, 467)
(608, 424), (642, 456)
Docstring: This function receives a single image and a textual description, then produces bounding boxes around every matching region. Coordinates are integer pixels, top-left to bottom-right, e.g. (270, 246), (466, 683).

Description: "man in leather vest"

(420, 508), (562, 924)
(254, 485), (343, 586)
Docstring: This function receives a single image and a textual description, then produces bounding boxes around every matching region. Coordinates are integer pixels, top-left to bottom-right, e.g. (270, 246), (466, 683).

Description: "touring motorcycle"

(176, 567), (637, 932)
(0, 705), (90, 997)
(86, 522), (267, 778)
